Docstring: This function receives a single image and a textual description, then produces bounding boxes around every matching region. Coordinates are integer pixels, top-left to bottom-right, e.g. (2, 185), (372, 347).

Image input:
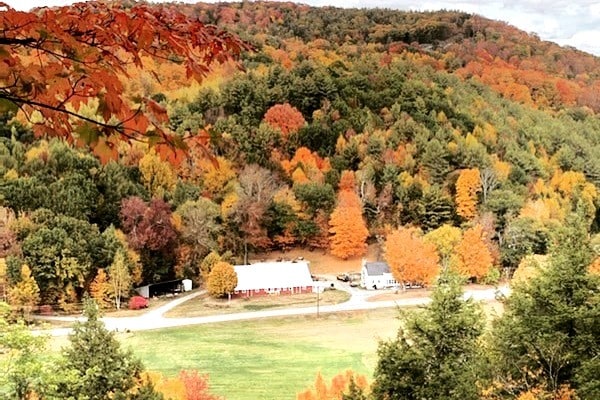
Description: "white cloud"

(554, 30), (600, 55)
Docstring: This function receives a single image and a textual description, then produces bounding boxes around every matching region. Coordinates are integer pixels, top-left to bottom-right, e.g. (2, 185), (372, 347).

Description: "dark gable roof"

(364, 261), (390, 276)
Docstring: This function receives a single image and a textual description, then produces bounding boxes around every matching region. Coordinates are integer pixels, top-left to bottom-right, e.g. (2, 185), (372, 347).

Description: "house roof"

(364, 261), (391, 276)
(234, 261), (313, 291)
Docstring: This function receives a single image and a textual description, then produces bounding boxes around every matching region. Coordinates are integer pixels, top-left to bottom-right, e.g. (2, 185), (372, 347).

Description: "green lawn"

(119, 308), (401, 400)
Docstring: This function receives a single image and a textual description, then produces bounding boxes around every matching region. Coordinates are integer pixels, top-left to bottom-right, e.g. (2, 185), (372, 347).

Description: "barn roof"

(234, 261), (313, 291)
(364, 261), (391, 276)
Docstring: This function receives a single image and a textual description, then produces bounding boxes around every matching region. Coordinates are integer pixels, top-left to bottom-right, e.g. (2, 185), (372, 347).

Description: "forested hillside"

(2, 1), (600, 399)
(2, 0), (600, 305)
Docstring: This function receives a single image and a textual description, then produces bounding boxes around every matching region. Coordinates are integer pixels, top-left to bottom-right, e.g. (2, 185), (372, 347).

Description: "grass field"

(164, 289), (350, 318)
(118, 308), (401, 400)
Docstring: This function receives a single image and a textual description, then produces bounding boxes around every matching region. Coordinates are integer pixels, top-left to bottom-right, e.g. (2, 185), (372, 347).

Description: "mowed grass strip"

(119, 308), (400, 400)
(164, 289), (350, 318)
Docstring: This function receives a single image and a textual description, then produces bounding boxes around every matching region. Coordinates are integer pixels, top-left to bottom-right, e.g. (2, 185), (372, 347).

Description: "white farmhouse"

(360, 260), (397, 290)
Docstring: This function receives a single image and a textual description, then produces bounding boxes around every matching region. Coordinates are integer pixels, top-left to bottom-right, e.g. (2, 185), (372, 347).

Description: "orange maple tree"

(455, 168), (482, 220)
(281, 146), (331, 183)
(454, 224), (493, 281)
(338, 170), (357, 192)
(384, 227), (440, 287)
(263, 103), (306, 137)
(297, 370), (368, 400)
(0, 2), (248, 162)
(328, 190), (368, 260)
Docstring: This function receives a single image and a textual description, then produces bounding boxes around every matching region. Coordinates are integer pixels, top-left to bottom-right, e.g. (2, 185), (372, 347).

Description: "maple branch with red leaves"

(0, 1), (251, 163)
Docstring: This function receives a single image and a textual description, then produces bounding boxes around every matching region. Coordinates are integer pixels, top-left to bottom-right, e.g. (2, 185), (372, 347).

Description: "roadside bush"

(128, 296), (149, 310)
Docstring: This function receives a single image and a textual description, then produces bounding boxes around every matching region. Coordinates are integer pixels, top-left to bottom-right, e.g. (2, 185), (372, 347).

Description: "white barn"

(233, 260), (314, 297)
(360, 260), (397, 290)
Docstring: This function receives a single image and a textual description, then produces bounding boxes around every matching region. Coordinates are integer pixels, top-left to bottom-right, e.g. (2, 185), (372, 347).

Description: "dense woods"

(2, 1), (600, 399)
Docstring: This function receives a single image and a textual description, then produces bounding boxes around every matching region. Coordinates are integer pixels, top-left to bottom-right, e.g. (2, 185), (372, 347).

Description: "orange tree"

(384, 227), (439, 287)
(454, 224), (493, 281)
(0, 2), (247, 162)
(328, 189), (369, 260)
(455, 168), (482, 220)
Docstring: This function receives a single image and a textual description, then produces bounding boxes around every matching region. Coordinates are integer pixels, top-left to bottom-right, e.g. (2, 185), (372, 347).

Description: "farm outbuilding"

(360, 260), (398, 290)
(135, 278), (192, 298)
(233, 260), (314, 297)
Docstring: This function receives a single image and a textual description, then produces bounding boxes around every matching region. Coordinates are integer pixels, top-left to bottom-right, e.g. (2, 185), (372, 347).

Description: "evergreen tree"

(488, 215), (600, 398)
(58, 298), (161, 400)
(372, 272), (484, 400)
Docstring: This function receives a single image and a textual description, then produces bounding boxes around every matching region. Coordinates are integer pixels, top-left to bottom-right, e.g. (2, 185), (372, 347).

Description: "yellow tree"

(8, 264), (40, 319)
(513, 254), (548, 286)
(423, 224), (462, 271)
(116, 230), (144, 287)
(138, 149), (177, 199)
(198, 156), (237, 201)
(329, 190), (369, 260)
(108, 251), (133, 310)
(90, 269), (113, 310)
(385, 227), (440, 287)
(207, 261), (237, 300)
(455, 168), (482, 220)
(454, 224), (493, 281)
(0, 258), (7, 302)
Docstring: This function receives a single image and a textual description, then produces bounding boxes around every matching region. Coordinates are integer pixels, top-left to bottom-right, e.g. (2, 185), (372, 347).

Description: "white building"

(360, 260), (397, 290)
(233, 260), (314, 297)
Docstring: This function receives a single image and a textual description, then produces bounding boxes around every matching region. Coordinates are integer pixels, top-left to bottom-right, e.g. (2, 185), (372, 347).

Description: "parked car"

(336, 273), (350, 282)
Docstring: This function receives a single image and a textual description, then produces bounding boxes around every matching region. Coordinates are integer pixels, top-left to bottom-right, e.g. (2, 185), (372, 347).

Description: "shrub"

(128, 296), (149, 310)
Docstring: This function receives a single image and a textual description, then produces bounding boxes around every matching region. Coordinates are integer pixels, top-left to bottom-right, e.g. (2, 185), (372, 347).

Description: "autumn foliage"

(454, 224), (494, 281)
(297, 370), (369, 400)
(282, 147), (331, 184)
(384, 227), (440, 286)
(263, 103), (306, 137)
(206, 261), (238, 298)
(328, 189), (368, 260)
(455, 168), (482, 220)
(0, 2), (247, 161)
(150, 370), (222, 400)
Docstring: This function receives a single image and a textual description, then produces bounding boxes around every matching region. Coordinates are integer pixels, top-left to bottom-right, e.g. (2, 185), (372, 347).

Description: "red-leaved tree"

(263, 103), (306, 137)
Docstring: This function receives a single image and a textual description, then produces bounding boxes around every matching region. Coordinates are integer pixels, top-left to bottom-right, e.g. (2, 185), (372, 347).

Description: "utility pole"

(316, 285), (320, 317)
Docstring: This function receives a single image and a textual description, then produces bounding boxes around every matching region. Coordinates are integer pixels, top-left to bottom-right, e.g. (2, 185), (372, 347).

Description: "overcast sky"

(4, 0), (600, 56)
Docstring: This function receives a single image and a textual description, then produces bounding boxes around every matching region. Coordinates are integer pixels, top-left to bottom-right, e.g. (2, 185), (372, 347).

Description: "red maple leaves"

(0, 1), (249, 162)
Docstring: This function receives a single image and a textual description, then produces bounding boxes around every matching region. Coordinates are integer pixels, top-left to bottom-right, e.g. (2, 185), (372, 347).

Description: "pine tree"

(488, 215), (600, 398)
(372, 272), (485, 400)
(59, 298), (161, 399)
